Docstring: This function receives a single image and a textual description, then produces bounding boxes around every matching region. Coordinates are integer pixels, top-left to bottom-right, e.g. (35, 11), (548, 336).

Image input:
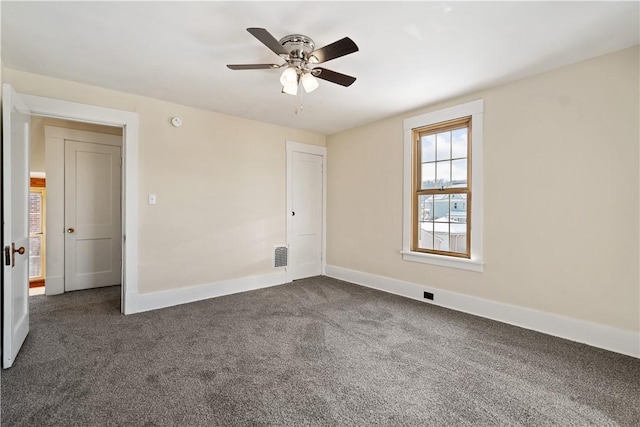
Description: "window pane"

(29, 236), (41, 278)
(418, 195), (434, 250)
(451, 159), (467, 187)
(418, 194), (434, 221)
(436, 131), (451, 161)
(436, 161), (451, 188)
(434, 195), (450, 222)
(418, 221), (435, 250)
(421, 134), (436, 163)
(421, 162), (436, 189)
(450, 194), (467, 224)
(452, 128), (467, 159)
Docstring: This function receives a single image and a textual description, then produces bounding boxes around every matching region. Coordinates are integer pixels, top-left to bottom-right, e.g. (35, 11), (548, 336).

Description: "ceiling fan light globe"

(283, 82), (298, 96)
(301, 73), (319, 93)
(280, 67), (298, 86)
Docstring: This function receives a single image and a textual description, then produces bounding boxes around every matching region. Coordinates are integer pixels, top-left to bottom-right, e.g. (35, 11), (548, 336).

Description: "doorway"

(43, 125), (123, 293)
(14, 89), (140, 314)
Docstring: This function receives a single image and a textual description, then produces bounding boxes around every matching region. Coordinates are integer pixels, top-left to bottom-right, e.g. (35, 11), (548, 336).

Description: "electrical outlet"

(424, 291), (434, 301)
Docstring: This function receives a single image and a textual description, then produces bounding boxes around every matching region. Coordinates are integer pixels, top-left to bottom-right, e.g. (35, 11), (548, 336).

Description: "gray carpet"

(1, 276), (639, 426)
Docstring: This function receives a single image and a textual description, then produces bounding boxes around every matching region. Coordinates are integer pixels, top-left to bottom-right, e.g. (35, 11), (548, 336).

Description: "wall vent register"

(274, 246), (288, 268)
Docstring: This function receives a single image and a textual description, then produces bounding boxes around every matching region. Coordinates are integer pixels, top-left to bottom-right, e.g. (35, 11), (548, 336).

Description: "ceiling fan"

(227, 28), (359, 95)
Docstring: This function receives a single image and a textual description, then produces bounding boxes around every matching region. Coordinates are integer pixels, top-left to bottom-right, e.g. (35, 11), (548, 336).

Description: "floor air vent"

(274, 246), (288, 267)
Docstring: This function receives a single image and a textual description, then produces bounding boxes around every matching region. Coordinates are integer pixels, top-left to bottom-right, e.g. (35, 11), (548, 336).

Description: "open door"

(2, 83), (31, 369)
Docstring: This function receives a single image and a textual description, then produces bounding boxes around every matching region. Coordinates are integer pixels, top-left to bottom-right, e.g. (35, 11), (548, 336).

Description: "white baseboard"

(325, 264), (639, 358)
(134, 272), (288, 314)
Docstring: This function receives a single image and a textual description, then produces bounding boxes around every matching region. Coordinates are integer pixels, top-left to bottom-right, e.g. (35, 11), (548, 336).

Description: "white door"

(290, 150), (324, 280)
(2, 84), (31, 369)
(64, 140), (121, 291)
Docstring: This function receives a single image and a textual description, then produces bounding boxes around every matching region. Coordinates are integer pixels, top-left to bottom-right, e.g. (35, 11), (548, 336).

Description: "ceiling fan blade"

(313, 68), (356, 87)
(309, 37), (358, 64)
(227, 64), (280, 70)
(247, 28), (288, 57)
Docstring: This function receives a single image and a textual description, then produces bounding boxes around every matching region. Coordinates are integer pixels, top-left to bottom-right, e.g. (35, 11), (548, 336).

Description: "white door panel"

(2, 84), (30, 369)
(291, 151), (323, 280)
(65, 140), (121, 291)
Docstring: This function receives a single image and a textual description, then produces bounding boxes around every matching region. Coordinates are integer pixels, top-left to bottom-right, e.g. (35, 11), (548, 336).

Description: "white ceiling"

(2, 1), (638, 135)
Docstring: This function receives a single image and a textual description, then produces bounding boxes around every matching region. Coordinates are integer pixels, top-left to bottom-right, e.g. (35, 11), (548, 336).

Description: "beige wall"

(5, 69), (326, 294)
(30, 117), (122, 173)
(327, 46), (640, 332)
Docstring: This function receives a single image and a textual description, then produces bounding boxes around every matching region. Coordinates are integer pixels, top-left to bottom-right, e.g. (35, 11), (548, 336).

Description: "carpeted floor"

(2, 276), (639, 426)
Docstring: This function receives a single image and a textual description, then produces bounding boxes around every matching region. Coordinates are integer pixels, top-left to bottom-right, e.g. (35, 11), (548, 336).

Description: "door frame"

(285, 141), (327, 283)
(19, 92), (139, 314)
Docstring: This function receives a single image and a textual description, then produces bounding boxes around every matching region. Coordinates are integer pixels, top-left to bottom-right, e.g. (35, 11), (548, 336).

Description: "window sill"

(401, 250), (484, 272)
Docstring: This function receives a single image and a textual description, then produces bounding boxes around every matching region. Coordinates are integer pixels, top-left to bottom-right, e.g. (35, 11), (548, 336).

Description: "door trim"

(19, 93), (139, 314)
(285, 141), (327, 283)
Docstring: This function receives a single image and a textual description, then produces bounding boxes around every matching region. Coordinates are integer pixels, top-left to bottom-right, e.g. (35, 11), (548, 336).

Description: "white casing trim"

(134, 272), (288, 313)
(19, 92), (139, 314)
(325, 264), (640, 358)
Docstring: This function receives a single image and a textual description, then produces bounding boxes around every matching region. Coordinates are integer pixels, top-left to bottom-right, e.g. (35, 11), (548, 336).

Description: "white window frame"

(402, 99), (484, 272)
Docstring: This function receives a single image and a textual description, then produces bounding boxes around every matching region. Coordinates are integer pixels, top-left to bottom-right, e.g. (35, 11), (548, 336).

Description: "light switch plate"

(148, 193), (157, 205)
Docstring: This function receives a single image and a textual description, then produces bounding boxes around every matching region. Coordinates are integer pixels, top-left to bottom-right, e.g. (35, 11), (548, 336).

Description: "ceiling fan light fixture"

(301, 72), (319, 93)
(280, 67), (298, 87)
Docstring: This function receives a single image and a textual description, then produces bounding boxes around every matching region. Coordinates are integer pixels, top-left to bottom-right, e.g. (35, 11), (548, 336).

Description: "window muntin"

(413, 117), (470, 258)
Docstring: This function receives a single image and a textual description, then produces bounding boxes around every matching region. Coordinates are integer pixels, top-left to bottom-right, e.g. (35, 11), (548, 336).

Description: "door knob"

(7, 243), (25, 267)
(67, 228), (75, 233)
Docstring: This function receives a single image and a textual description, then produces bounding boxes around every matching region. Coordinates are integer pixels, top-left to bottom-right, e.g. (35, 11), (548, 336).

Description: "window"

(29, 186), (46, 281)
(414, 117), (471, 258)
(402, 100), (483, 272)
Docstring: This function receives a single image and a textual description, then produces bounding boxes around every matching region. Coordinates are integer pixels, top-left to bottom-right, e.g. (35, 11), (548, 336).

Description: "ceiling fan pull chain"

(295, 81), (304, 115)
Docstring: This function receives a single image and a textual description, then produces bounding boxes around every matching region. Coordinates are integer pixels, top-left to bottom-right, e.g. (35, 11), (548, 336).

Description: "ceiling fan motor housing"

(279, 34), (317, 68)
